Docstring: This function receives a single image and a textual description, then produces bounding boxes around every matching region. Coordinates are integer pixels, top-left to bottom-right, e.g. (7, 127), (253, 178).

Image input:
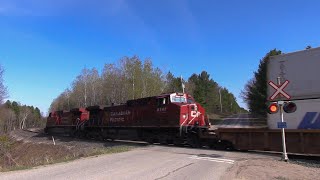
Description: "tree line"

(50, 56), (246, 115)
(0, 101), (43, 133)
(0, 65), (45, 134)
(50, 56), (166, 110)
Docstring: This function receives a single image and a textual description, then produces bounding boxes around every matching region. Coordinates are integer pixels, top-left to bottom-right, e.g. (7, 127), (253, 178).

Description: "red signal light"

(268, 103), (279, 114)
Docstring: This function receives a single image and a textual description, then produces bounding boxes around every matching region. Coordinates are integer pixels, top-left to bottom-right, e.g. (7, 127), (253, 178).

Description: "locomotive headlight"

(182, 114), (186, 119)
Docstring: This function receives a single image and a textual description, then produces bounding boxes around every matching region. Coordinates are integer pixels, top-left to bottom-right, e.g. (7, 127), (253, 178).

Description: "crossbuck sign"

(269, 80), (291, 100)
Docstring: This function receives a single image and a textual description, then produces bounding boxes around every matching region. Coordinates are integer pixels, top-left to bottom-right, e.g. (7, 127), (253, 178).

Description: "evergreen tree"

(11, 101), (20, 117)
(241, 49), (282, 116)
(188, 71), (241, 114)
(164, 72), (183, 93)
(4, 100), (11, 108)
(34, 107), (41, 119)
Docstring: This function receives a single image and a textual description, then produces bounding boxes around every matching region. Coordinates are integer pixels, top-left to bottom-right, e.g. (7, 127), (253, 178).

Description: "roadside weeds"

(0, 134), (133, 172)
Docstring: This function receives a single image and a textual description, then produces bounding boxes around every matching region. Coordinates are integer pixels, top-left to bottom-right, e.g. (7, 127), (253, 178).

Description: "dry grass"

(0, 138), (132, 172)
(222, 158), (320, 180)
(207, 113), (225, 125)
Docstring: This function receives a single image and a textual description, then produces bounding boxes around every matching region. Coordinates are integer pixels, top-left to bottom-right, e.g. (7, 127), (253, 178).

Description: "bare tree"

(50, 56), (168, 111)
(0, 106), (15, 133)
(19, 106), (31, 129)
(0, 65), (8, 104)
(64, 88), (71, 110)
(87, 68), (101, 106)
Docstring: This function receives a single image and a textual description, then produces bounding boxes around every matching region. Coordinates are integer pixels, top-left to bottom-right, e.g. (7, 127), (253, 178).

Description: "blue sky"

(0, 0), (320, 114)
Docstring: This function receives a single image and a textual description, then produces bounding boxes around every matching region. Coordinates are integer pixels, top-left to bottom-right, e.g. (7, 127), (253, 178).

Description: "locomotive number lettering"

(157, 107), (167, 112)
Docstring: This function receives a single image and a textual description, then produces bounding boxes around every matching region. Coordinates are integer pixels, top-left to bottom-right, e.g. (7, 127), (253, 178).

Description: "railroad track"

(23, 128), (42, 133)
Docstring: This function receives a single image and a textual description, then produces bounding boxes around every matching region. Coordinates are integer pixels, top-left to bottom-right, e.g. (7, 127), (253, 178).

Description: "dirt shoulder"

(0, 129), (142, 171)
(222, 158), (320, 180)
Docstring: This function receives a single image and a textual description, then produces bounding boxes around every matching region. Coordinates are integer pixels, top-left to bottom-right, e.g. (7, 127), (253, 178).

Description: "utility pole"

(181, 75), (185, 93)
(84, 77), (87, 107)
(133, 74), (135, 99)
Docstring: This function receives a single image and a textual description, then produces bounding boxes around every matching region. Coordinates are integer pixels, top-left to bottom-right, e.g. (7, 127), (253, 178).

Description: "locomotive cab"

(156, 93), (209, 129)
(173, 93), (208, 128)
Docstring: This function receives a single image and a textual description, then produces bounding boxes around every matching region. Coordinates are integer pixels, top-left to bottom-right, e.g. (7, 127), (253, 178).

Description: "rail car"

(45, 93), (212, 147)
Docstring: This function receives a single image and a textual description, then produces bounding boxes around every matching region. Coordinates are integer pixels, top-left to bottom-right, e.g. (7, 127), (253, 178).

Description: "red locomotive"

(45, 93), (210, 147)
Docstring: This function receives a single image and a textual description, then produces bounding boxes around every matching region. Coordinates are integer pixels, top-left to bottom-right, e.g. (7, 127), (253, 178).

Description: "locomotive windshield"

(170, 93), (188, 103)
(187, 98), (194, 103)
(171, 96), (187, 103)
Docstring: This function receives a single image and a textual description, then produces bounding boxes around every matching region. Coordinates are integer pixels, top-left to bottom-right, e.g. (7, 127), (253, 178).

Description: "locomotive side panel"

(155, 96), (180, 127)
(79, 108), (89, 121)
(131, 97), (156, 127)
(46, 111), (63, 127)
(46, 112), (58, 127)
(103, 105), (133, 127)
(60, 111), (73, 125)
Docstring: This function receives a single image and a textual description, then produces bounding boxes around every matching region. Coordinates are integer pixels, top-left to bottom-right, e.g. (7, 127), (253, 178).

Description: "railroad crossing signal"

(268, 77), (293, 162)
(268, 80), (291, 100)
(267, 101), (297, 114)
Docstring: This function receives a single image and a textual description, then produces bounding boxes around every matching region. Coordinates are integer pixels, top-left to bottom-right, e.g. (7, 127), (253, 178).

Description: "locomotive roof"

(50, 93), (191, 113)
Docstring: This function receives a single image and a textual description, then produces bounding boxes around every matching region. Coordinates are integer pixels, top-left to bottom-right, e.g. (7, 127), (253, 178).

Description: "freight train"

(45, 48), (320, 155)
(45, 91), (320, 154)
(45, 92), (215, 148)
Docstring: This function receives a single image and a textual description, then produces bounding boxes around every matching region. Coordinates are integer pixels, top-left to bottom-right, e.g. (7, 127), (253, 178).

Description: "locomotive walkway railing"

(76, 118), (87, 131)
(180, 114), (189, 136)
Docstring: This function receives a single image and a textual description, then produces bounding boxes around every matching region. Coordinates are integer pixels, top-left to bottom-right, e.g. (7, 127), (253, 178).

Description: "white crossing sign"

(269, 80), (291, 100)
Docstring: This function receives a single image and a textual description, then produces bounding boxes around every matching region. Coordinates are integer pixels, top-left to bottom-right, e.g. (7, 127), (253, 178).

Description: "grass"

(207, 113), (229, 125)
(88, 146), (133, 156)
(209, 119), (223, 125)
